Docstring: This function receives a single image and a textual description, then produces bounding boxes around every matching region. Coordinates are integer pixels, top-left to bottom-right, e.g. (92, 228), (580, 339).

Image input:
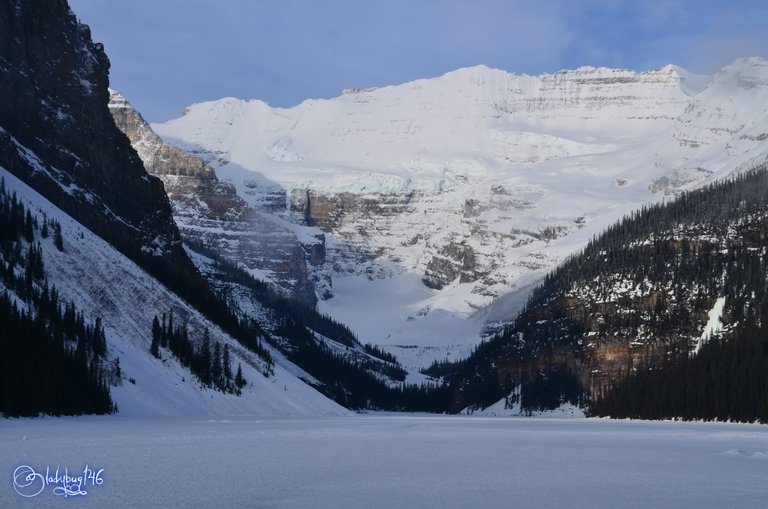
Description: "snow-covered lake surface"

(2, 416), (767, 508)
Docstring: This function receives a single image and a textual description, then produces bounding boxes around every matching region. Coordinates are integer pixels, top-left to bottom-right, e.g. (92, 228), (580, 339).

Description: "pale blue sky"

(69, 0), (768, 122)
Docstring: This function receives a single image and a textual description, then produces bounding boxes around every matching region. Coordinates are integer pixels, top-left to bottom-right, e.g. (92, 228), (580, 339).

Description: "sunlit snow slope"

(154, 58), (768, 370)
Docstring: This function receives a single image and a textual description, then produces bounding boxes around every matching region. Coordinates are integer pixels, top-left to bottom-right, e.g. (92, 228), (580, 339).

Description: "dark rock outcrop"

(0, 0), (193, 275)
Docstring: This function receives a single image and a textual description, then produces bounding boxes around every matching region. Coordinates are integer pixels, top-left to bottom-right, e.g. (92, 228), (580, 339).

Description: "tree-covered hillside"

(0, 178), (114, 417)
(447, 166), (768, 421)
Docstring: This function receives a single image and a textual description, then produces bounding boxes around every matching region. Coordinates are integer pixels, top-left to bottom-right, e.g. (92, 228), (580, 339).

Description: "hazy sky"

(69, 0), (768, 122)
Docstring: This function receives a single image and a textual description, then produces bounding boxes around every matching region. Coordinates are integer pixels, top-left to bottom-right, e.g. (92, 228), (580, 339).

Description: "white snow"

(695, 296), (726, 354)
(317, 272), (485, 372)
(2, 416), (767, 508)
(154, 63), (701, 193)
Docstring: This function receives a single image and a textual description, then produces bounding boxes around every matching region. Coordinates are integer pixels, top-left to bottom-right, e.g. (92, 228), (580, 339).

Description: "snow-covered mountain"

(154, 58), (768, 371)
(0, 0), (348, 417)
(450, 165), (768, 418)
(108, 93), (416, 407)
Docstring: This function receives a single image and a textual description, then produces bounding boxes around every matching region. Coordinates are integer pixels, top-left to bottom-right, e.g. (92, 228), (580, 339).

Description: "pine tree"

(32, 242), (44, 279)
(92, 316), (107, 356)
(235, 363), (246, 389)
(53, 222), (63, 251)
(223, 344), (233, 383)
(212, 341), (222, 389)
(150, 315), (161, 358)
(24, 210), (34, 242)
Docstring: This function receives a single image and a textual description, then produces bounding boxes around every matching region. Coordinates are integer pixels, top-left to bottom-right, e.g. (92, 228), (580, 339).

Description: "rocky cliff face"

(0, 0), (398, 415)
(288, 184), (565, 295)
(108, 91), (243, 217)
(0, 0), (191, 274)
(109, 91), (324, 304)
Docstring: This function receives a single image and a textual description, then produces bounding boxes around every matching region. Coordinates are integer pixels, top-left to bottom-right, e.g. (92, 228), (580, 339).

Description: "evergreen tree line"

(590, 319), (768, 423)
(525, 167), (768, 313)
(445, 165), (768, 419)
(430, 338), (509, 411)
(362, 342), (399, 365)
(0, 177), (114, 416)
(426, 335), (590, 414)
(517, 367), (587, 414)
(187, 239), (364, 350)
(269, 302), (407, 378)
(141, 253), (275, 372)
(150, 314), (246, 394)
(276, 313), (450, 411)
(590, 274), (768, 423)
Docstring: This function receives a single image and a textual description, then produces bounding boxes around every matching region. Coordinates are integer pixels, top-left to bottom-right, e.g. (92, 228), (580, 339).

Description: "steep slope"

(0, 1), (274, 367)
(448, 167), (768, 420)
(1, 166), (347, 416)
(0, 1), (191, 275)
(0, 175), (114, 417)
(154, 59), (768, 371)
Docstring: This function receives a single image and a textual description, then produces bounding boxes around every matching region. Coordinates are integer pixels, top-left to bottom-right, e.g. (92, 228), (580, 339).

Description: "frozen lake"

(2, 415), (767, 508)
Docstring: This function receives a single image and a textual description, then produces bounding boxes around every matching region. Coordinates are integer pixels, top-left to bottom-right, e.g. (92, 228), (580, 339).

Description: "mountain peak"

(710, 56), (768, 91)
(727, 55), (768, 68)
(661, 65), (710, 96)
(719, 55), (768, 77)
(443, 64), (504, 75)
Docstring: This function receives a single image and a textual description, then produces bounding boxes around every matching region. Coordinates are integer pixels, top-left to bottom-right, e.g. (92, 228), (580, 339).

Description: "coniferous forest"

(149, 315), (247, 394)
(0, 178), (114, 417)
(590, 316), (768, 422)
(447, 167), (768, 421)
(6, 159), (768, 419)
(0, 171), (449, 414)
